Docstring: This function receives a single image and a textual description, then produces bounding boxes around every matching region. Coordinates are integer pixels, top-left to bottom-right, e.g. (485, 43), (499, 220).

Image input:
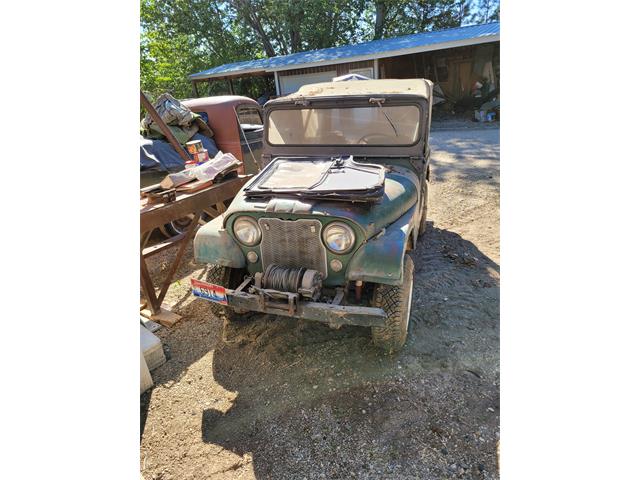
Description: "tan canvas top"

(280, 79), (431, 100)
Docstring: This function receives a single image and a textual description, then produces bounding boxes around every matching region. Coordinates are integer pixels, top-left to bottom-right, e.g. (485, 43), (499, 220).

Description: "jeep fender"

(346, 206), (416, 286)
(193, 215), (246, 268)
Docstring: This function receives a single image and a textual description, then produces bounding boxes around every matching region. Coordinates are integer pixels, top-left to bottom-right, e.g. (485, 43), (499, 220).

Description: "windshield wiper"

(369, 97), (399, 137)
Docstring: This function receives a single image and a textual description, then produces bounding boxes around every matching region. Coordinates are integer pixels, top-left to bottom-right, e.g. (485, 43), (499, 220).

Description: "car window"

(236, 106), (263, 128)
(267, 105), (420, 145)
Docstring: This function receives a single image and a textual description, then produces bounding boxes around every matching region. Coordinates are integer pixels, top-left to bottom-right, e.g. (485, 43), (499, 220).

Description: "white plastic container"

(140, 324), (166, 371)
(140, 351), (153, 394)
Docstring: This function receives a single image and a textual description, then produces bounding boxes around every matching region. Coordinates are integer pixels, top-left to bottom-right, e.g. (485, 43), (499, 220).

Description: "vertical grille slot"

(258, 218), (327, 278)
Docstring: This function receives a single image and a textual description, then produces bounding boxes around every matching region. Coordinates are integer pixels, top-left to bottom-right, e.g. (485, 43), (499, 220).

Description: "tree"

(231, 0), (368, 56)
(369, 0), (478, 39)
(472, 0), (499, 24)
(140, 0), (498, 98)
(140, 0), (259, 98)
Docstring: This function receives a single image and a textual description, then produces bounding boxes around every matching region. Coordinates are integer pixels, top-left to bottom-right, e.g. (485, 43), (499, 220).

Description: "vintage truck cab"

(183, 95), (263, 175)
(192, 79), (433, 352)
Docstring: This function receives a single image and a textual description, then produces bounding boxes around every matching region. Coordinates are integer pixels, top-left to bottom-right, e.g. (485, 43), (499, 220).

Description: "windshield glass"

(267, 105), (421, 145)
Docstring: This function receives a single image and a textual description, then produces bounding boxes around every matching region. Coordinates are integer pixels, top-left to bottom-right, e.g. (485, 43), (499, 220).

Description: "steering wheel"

(356, 133), (399, 144)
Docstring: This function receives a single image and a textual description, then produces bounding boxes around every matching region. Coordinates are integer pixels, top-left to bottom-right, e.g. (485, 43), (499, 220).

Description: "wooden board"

(140, 305), (182, 327)
(142, 232), (186, 258)
(140, 175), (250, 232)
(176, 179), (213, 193)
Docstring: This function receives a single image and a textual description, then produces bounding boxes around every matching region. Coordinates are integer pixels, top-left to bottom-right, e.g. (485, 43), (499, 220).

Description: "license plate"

(191, 278), (228, 305)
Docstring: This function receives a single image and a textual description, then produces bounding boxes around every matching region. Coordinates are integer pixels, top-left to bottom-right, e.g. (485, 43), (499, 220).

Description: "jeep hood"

(224, 166), (418, 238)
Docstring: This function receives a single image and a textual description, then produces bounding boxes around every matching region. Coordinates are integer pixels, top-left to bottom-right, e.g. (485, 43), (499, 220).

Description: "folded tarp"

(140, 133), (219, 172)
(140, 93), (213, 144)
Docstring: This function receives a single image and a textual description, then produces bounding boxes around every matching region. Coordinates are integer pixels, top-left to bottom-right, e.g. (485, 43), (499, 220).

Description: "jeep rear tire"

(205, 264), (248, 322)
(371, 254), (414, 353)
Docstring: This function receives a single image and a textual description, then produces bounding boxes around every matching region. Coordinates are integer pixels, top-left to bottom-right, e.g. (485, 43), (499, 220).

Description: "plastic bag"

(192, 151), (242, 182)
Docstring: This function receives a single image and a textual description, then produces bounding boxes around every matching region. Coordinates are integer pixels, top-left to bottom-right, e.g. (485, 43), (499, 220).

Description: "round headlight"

(322, 222), (355, 253)
(233, 216), (261, 246)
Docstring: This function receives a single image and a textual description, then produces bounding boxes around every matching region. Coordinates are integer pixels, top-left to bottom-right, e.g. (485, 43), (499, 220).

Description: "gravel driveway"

(141, 126), (500, 479)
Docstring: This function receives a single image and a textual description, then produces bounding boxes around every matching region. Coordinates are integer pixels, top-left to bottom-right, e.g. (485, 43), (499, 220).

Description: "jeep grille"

(258, 218), (327, 278)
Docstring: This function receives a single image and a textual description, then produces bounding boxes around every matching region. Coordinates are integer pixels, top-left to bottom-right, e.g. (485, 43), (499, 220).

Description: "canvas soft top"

(270, 79), (431, 103)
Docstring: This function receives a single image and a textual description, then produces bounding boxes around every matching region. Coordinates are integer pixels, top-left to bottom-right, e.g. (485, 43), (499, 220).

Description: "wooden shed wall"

(379, 42), (500, 100)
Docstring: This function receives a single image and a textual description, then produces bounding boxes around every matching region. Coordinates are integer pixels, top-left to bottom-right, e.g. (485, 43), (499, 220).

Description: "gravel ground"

(140, 127), (500, 479)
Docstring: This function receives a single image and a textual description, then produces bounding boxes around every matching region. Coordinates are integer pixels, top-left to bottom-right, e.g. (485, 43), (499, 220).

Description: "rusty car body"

(183, 95), (263, 175)
(193, 79), (434, 352)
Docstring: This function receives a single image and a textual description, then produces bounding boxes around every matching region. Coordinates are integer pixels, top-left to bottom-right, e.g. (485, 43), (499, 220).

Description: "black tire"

(205, 264), (248, 322)
(159, 213), (204, 239)
(371, 255), (414, 353)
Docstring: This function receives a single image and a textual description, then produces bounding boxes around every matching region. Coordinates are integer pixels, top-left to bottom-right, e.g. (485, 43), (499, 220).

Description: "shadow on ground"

(430, 129), (500, 188)
(141, 126), (500, 478)
(188, 224), (499, 478)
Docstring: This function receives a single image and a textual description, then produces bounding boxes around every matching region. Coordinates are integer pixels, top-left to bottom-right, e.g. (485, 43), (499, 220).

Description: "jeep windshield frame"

(267, 104), (421, 146)
(263, 94), (430, 159)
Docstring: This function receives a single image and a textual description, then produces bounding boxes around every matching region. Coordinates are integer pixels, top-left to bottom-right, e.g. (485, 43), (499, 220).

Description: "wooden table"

(140, 174), (251, 325)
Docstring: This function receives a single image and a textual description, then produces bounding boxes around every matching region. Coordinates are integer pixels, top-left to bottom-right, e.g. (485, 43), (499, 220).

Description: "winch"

(254, 264), (322, 300)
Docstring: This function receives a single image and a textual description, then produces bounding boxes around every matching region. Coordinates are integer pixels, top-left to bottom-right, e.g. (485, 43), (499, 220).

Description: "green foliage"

(471, 0), (499, 24)
(141, 0), (260, 98)
(140, 0), (499, 99)
(229, 0), (370, 55)
(370, 1), (475, 39)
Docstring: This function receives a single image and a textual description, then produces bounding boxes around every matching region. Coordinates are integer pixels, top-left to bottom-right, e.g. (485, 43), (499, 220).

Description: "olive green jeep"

(192, 79), (433, 352)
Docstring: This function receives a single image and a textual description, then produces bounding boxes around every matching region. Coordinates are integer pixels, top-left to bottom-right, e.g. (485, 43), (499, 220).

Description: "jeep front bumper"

(224, 288), (387, 328)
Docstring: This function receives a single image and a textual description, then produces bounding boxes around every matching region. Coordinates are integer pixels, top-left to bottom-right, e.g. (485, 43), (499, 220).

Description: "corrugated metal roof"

(190, 57), (271, 80)
(190, 22), (499, 80)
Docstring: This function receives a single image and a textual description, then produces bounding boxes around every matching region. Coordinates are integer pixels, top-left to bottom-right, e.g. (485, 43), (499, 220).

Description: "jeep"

(192, 79), (433, 352)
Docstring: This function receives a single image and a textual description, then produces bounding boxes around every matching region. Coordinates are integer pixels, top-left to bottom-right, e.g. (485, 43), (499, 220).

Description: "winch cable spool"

(258, 264), (322, 300)
(264, 264), (304, 292)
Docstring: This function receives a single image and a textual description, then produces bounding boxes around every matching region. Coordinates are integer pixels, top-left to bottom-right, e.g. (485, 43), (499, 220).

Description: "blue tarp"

(140, 133), (219, 172)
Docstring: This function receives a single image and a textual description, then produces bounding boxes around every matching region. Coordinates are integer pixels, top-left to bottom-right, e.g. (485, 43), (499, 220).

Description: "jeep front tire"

(371, 254), (414, 353)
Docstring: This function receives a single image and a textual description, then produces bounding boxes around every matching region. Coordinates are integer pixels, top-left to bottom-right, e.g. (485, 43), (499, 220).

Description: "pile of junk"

(140, 93), (222, 187)
(470, 80), (499, 123)
(140, 92), (248, 237)
(431, 79), (499, 123)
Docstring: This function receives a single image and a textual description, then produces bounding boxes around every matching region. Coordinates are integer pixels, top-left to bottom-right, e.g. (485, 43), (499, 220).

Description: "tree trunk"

(374, 0), (388, 39)
(288, 0), (304, 52)
(456, 0), (468, 26)
(232, 0), (277, 57)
